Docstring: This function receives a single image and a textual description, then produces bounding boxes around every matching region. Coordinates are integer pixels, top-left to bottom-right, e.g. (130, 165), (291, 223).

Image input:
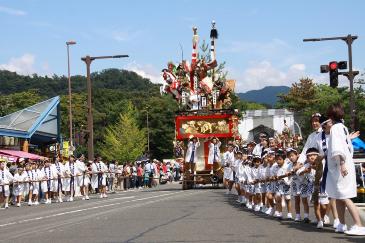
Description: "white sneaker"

(210, 170), (213, 175)
(103, 194), (108, 198)
(254, 205), (260, 212)
(294, 215), (301, 222)
(261, 206), (267, 213)
(99, 194), (103, 199)
(345, 225), (365, 236)
(333, 218), (340, 229)
(82, 197), (86, 200)
(16, 203), (21, 207)
(236, 198), (241, 203)
(247, 204), (253, 210)
(265, 207), (272, 215)
(85, 195), (90, 200)
(323, 215), (330, 225)
(58, 198), (63, 203)
(335, 223), (348, 233)
(286, 213), (293, 220)
(4, 203), (9, 209)
(28, 201), (32, 206)
(317, 220), (324, 229)
(33, 201), (39, 205)
(68, 197), (73, 202)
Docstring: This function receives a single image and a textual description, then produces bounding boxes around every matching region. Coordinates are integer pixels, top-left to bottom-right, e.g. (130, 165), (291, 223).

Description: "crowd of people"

(0, 154), (181, 209)
(221, 103), (365, 236)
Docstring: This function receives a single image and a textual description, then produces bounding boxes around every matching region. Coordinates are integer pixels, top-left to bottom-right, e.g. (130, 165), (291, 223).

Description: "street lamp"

(145, 106), (150, 155)
(66, 40), (76, 153)
(303, 34), (358, 130)
(81, 54), (129, 160)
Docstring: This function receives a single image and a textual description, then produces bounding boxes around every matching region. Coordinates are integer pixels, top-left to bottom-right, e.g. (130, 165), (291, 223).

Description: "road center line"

(0, 190), (191, 228)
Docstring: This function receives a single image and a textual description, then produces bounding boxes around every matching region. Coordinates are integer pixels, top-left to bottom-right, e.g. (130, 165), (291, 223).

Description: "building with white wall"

(238, 109), (297, 142)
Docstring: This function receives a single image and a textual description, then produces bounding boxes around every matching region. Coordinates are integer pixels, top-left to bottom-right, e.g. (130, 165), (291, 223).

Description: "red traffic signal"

(329, 61), (338, 70)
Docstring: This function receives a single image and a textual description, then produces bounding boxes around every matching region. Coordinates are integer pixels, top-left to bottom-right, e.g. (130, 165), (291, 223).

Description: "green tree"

(99, 102), (146, 162)
(0, 89), (43, 116)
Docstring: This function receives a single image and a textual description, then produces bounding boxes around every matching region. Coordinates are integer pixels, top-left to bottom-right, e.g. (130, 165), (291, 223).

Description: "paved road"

(0, 184), (364, 243)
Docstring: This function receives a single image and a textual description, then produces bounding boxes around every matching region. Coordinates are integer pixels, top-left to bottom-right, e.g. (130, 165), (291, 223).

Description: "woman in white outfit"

(51, 156), (65, 203)
(326, 103), (365, 235)
(91, 156), (107, 198)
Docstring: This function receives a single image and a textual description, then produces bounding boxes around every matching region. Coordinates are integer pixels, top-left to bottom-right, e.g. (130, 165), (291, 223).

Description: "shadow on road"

(212, 190), (365, 243)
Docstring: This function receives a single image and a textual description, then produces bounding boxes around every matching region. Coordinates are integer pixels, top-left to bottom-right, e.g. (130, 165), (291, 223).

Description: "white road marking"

(0, 190), (199, 228)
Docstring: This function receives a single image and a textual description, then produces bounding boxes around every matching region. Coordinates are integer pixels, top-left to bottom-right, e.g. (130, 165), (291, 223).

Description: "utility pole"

(66, 41), (76, 152)
(146, 108), (150, 155)
(81, 54), (129, 161)
(303, 34), (358, 130)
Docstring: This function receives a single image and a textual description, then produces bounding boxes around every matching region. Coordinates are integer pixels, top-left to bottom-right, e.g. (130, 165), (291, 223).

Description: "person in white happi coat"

(253, 133), (267, 157)
(51, 156), (65, 203)
(0, 160), (14, 209)
(30, 162), (40, 205)
(40, 159), (56, 204)
(207, 137), (221, 175)
(13, 166), (27, 207)
(326, 103), (365, 235)
(185, 136), (200, 174)
(24, 163), (35, 205)
(91, 156), (108, 198)
(237, 149), (248, 204)
(222, 144), (235, 194)
(298, 113), (322, 164)
(233, 151), (243, 203)
(64, 155), (78, 201)
(313, 117), (340, 229)
(75, 155), (90, 200)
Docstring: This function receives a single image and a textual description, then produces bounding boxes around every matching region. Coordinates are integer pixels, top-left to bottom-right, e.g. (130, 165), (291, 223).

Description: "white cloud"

(0, 5), (26, 16)
(112, 30), (141, 42)
(232, 61), (308, 92)
(123, 62), (162, 84)
(231, 60), (341, 93)
(0, 54), (53, 77)
(0, 54), (36, 75)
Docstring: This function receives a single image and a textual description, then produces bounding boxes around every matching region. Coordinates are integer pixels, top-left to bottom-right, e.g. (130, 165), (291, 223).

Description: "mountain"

(237, 86), (290, 106)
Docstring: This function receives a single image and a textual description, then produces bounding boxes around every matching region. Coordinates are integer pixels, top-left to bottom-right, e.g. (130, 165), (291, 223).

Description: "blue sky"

(0, 0), (364, 92)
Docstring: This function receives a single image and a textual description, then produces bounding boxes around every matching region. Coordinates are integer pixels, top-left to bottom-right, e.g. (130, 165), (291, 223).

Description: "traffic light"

(329, 61), (338, 88)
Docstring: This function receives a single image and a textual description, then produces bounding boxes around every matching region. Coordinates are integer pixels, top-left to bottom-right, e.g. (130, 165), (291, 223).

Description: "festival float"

(161, 21), (240, 189)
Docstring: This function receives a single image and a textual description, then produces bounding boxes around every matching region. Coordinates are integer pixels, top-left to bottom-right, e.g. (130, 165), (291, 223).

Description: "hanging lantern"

(182, 91), (187, 105)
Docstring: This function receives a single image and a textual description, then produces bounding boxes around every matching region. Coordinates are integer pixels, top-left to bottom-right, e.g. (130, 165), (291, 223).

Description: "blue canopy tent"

(0, 96), (61, 146)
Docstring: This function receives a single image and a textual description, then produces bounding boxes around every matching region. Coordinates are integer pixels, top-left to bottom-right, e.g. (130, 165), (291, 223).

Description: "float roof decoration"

(161, 21), (235, 112)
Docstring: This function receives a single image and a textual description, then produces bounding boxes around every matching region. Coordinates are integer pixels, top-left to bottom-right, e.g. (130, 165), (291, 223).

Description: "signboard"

(62, 141), (69, 158)
(175, 114), (239, 140)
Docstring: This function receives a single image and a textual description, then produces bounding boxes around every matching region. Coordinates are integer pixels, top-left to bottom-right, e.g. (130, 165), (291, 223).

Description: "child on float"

(296, 148), (317, 223)
(286, 148), (303, 222)
(273, 149), (292, 220)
